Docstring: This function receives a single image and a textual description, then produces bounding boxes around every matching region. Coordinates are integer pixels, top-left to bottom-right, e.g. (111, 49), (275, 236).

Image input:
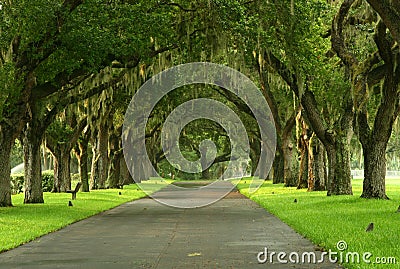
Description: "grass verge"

(236, 178), (400, 269)
(0, 180), (167, 253)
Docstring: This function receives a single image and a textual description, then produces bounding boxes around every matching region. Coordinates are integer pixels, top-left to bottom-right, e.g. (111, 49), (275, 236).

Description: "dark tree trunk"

(357, 60), (398, 199)
(311, 136), (326, 191)
(297, 144), (308, 189)
(108, 152), (122, 188)
(78, 145), (89, 192)
(272, 149), (284, 184)
(0, 134), (13, 207)
(23, 122), (44, 203)
(52, 149), (72, 192)
(357, 77), (396, 199)
(201, 166), (211, 179)
(250, 139), (261, 177)
(132, 154), (145, 183)
(97, 122), (109, 189)
(120, 158), (134, 185)
(200, 145), (211, 179)
(75, 138), (90, 192)
(281, 111), (298, 187)
(329, 135), (352, 195)
(108, 129), (122, 188)
(297, 117), (309, 189)
(361, 142), (388, 199)
(282, 139), (298, 187)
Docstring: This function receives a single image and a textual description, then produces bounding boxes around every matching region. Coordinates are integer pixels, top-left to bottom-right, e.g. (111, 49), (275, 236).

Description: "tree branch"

(331, 0), (358, 68)
(366, 0), (400, 45)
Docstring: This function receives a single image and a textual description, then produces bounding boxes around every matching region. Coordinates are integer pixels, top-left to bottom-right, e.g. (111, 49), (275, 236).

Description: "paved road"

(0, 181), (342, 268)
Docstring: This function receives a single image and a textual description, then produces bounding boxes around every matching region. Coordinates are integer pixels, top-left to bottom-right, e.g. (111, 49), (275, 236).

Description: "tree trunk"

(250, 139), (261, 176)
(75, 139), (90, 192)
(23, 123), (44, 203)
(282, 138), (298, 187)
(281, 111), (298, 187)
(358, 75), (398, 199)
(311, 136), (326, 191)
(52, 148), (72, 192)
(331, 135), (352, 195)
(200, 146), (211, 179)
(297, 142), (308, 189)
(90, 138), (99, 189)
(107, 131), (122, 188)
(297, 117), (309, 189)
(307, 135), (315, 192)
(120, 158), (134, 185)
(108, 152), (122, 188)
(0, 134), (13, 207)
(97, 123), (109, 189)
(272, 149), (284, 184)
(132, 154), (144, 183)
(258, 143), (268, 180)
(361, 142), (388, 199)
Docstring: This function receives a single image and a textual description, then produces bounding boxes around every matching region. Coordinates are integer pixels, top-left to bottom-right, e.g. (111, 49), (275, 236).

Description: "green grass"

(236, 178), (400, 269)
(0, 179), (167, 253)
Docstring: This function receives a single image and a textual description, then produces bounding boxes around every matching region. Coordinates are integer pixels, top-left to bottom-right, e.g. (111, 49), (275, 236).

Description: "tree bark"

(250, 138), (261, 176)
(200, 145), (211, 179)
(358, 75), (398, 199)
(0, 133), (13, 207)
(310, 136), (326, 191)
(120, 157), (134, 185)
(107, 128), (122, 188)
(132, 154), (144, 183)
(90, 135), (99, 189)
(297, 141), (308, 189)
(282, 137), (298, 187)
(74, 137), (90, 192)
(361, 141), (388, 199)
(297, 114), (309, 189)
(282, 111), (298, 187)
(52, 149), (72, 192)
(23, 122), (44, 203)
(272, 149), (284, 183)
(97, 121), (109, 189)
(366, 0), (400, 45)
(330, 134), (353, 195)
(108, 152), (122, 188)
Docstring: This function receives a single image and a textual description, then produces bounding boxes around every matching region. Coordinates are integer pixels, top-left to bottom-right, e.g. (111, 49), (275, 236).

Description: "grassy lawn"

(0, 179), (167, 253)
(236, 178), (400, 269)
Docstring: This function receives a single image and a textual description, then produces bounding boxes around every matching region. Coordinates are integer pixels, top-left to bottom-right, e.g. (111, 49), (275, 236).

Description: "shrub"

(41, 170), (54, 192)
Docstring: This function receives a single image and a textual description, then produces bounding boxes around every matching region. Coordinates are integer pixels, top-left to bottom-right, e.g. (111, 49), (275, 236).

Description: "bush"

(41, 170), (54, 192)
(10, 170), (55, 194)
